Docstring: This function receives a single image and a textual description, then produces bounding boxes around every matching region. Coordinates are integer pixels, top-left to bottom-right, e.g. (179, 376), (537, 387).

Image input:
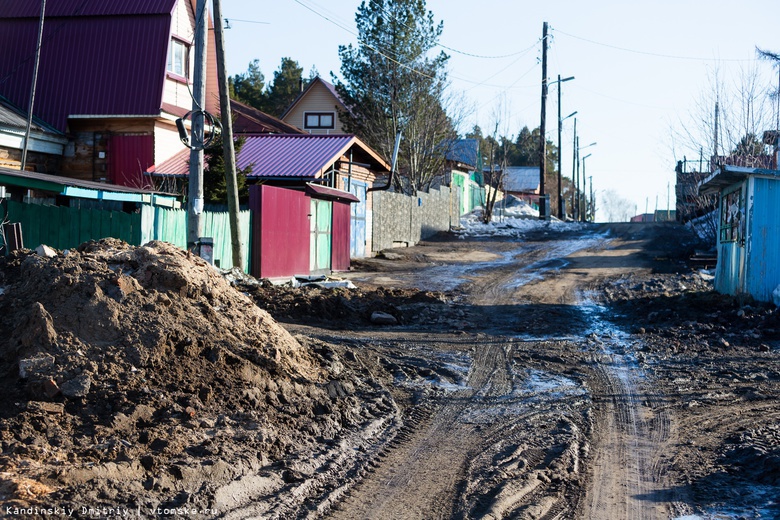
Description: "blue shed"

(699, 165), (780, 302)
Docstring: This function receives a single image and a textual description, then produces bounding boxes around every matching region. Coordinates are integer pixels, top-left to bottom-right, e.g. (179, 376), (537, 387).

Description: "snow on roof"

(503, 166), (540, 192)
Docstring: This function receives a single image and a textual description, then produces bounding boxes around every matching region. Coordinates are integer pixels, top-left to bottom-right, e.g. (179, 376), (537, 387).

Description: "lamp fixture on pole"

(551, 74), (575, 219)
(576, 142), (596, 222)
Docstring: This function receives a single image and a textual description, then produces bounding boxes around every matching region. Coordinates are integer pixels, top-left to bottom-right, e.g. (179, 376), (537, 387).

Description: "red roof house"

(0, 0), (218, 187)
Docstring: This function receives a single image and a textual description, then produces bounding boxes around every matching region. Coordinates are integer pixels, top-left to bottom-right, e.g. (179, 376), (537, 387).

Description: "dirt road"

(311, 221), (778, 519)
(2, 222), (778, 519)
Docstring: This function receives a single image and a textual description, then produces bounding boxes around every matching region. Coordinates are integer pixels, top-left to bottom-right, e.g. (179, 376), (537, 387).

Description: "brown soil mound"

(0, 240), (393, 516)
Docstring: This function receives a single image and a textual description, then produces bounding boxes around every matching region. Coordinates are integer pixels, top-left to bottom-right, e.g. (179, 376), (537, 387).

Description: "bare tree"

(668, 60), (778, 247)
(599, 189), (634, 222)
(480, 96), (512, 223)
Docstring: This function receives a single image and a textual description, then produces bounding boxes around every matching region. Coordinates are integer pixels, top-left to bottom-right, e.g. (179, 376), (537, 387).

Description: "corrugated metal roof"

(0, 95), (60, 134)
(503, 166), (540, 192)
(149, 134), (391, 179)
(147, 147), (189, 177)
(305, 183), (360, 203)
(445, 139), (478, 169)
(240, 134), (356, 179)
(0, 165), (176, 196)
(0, 6), (172, 132)
(699, 165), (780, 195)
(1, 0), (177, 18)
(231, 99), (305, 135)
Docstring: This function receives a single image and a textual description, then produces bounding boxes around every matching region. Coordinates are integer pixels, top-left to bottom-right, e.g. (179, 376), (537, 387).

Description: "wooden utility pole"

(212, 0), (244, 270)
(187, 0), (208, 249)
(21, 0), (46, 172)
(538, 22), (548, 220)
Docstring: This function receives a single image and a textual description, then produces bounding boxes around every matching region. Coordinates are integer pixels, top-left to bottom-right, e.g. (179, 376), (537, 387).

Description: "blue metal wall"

(745, 177), (780, 301)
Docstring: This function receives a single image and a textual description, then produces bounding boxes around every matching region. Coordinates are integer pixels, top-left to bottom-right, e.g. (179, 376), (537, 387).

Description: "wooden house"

(0, 0), (218, 188)
(281, 77), (349, 135)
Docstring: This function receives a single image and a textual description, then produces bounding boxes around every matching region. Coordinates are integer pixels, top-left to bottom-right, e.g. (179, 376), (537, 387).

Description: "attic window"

(167, 38), (190, 79)
(304, 112), (335, 130)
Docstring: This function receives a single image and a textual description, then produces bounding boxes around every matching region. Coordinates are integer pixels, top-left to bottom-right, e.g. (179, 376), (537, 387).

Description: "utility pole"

(589, 175), (594, 222)
(538, 21), (548, 220)
(212, 0), (244, 270)
(713, 101), (720, 171)
(187, 0), (208, 250)
(21, 0), (46, 172)
(667, 181), (670, 221)
(571, 119), (577, 221)
(553, 75), (575, 220)
(575, 137), (580, 221)
(557, 77), (563, 219)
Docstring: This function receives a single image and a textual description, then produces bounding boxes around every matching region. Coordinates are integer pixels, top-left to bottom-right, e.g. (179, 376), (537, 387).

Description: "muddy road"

(2, 222), (778, 519)
(293, 221), (779, 519)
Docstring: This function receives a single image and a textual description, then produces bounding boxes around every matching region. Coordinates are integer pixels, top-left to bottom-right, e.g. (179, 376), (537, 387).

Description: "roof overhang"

(699, 165), (780, 195)
(0, 166), (180, 206)
(305, 183), (360, 203)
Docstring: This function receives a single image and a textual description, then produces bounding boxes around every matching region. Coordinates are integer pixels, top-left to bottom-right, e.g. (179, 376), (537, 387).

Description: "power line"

(367, 0), (537, 60)
(555, 27), (757, 63)
(0, 0), (92, 87)
(292, 0), (437, 79)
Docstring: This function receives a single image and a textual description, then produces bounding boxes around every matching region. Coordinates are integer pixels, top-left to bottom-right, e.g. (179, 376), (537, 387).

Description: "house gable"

(281, 77), (348, 135)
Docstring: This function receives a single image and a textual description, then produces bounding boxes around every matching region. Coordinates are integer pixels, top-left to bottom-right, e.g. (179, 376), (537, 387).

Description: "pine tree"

(335, 0), (456, 194)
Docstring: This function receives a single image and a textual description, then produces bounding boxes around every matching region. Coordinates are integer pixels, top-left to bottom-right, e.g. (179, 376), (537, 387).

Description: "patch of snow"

(773, 284), (780, 307)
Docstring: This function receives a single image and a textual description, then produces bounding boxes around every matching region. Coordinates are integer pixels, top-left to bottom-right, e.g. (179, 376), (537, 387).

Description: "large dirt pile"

(0, 240), (394, 516)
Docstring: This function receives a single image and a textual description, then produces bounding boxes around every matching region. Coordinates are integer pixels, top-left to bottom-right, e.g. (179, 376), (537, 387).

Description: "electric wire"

(554, 28), (758, 63)
(0, 0), (92, 87)
(292, 0), (436, 79)
(367, 0), (538, 60)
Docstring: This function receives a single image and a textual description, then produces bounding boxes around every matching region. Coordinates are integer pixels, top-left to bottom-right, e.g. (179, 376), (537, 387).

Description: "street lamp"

(582, 153), (592, 222)
(550, 75), (575, 219)
(559, 110), (576, 218)
(576, 142), (596, 222)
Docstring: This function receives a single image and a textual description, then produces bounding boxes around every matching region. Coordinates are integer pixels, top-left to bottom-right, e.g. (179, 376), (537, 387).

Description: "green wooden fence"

(5, 201), (251, 272)
(6, 200), (141, 250)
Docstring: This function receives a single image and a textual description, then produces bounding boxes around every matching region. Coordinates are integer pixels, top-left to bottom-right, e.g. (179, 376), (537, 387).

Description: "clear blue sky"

(221, 0), (780, 221)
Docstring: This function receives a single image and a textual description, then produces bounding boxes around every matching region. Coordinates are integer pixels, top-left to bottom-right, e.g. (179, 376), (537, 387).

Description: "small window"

(719, 188), (744, 243)
(304, 112), (335, 129)
(167, 39), (189, 78)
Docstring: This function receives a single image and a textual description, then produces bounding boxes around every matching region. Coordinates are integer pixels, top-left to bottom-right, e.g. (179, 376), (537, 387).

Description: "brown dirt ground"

(0, 223), (778, 519)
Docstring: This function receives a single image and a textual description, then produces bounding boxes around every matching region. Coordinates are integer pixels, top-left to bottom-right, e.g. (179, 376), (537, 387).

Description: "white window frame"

(167, 38), (190, 79)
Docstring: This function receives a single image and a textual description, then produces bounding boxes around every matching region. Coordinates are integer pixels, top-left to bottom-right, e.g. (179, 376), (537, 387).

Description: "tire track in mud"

(325, 339), (514, 520)
(580, 302), (674, 520)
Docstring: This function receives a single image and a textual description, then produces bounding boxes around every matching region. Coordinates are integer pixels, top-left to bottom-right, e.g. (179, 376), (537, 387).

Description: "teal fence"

(5, 201), (251, 272)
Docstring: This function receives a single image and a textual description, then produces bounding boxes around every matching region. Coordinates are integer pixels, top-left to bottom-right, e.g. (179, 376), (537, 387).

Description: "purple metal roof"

(0, 2), (174, 132)
(240, 135), (356, 179)
(149, 134), (362, 180)
(1, 0), (177, 18)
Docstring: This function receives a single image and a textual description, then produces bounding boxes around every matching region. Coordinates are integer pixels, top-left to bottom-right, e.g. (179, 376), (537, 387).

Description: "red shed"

(249, 184), (358, 279)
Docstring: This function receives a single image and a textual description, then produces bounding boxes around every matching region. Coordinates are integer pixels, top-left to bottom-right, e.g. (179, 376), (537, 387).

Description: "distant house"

(699, 165), (780, 302)
(444, 139), (482, 215)
(150, 134), (391, 278)
(281, 77), (349, 135)
(503, 166), (541, 208)
(230, 99), (305, 136)
(0, 0), (219, 187)
(0, 95), (66, 173)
